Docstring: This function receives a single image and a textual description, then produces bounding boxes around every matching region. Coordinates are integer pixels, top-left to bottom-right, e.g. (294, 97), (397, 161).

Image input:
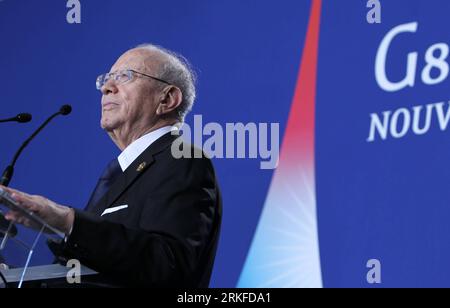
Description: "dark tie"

(85, 159), (122, 212)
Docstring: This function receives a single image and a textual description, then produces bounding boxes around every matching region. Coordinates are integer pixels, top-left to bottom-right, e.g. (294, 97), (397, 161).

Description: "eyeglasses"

(96, 69), (171, 90)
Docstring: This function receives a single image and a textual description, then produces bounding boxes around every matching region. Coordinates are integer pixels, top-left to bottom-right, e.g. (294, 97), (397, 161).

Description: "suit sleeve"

(56, 156), (220, 287)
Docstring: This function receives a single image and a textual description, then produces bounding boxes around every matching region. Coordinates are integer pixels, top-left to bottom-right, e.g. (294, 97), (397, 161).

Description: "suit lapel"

(91, 132), (178, 216)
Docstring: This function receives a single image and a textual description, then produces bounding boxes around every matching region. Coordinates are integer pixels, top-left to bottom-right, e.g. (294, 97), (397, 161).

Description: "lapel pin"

(136, 162), (147, 172)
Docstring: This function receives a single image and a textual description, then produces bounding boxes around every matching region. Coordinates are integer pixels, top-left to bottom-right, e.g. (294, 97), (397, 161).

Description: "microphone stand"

(0, 106), (71, 272)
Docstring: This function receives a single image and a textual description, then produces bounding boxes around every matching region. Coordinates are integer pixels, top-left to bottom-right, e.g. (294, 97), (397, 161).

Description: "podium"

(0, 187), (98, 288)
(0, 264), (98, 288)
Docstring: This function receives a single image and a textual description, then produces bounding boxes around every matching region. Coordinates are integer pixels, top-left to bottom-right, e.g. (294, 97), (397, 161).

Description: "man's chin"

(101, 119), (119, 132)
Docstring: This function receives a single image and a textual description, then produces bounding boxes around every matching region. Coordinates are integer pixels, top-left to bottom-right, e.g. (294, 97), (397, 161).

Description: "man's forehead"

(110, 49), (161, 73)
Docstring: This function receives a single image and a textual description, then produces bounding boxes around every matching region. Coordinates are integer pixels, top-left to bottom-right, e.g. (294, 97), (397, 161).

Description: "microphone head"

(60, 105), (72, 116)
(16, 113), (32, 123)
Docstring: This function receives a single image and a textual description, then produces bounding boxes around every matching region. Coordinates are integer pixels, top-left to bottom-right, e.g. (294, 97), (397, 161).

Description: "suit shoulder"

(152, 137), (214, 174)
(165, 138), (212, 162)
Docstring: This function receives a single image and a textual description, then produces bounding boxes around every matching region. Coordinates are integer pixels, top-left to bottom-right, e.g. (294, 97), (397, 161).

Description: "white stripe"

(101, 205), (128, 216)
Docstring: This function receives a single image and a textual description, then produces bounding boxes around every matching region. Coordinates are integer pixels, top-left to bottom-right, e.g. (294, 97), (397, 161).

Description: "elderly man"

(0, 44), (222, 288)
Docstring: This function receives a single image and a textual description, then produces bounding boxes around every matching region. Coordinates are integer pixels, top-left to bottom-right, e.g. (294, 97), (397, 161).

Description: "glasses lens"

(115, 70), (131, 83)
(96, 75), (105, 90)
(96, 70), (133, 90)
(96, 72), (116, 90)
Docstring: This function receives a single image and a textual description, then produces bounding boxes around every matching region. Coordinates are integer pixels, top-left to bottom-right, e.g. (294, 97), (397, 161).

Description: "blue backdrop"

(1, 0), (450, 288)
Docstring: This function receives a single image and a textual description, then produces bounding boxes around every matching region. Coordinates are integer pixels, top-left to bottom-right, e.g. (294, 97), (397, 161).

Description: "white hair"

(135, 43), (197, 122)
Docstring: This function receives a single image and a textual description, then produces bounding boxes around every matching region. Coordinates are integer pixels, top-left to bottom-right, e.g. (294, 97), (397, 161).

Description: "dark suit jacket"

(50, 132), (222, 287)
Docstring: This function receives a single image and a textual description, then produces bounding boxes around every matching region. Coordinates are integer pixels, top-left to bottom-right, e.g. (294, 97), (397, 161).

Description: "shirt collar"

(118, 126), (178, 172)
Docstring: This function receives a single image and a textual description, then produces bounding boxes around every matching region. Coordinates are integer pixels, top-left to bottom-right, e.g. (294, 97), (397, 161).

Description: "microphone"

(59, 105), (72, 116)
(0, 105), (72, 187)
(0, 113), (32, 124)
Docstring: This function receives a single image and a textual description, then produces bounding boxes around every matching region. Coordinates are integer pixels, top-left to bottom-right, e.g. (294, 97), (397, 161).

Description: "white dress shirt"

(65, 126), (177, 238)
(118, 126), (178, 172)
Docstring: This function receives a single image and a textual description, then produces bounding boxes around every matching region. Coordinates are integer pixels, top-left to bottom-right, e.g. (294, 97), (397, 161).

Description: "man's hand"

(0, 185), (74, 235)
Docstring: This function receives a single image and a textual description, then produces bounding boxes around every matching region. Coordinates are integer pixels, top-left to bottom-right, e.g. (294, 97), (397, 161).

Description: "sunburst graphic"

(238, 169), (322, 288)
(238, 0), (323, 288)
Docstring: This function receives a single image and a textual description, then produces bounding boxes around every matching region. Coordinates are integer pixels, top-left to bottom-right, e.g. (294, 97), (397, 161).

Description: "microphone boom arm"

(0, 106), (71, 187)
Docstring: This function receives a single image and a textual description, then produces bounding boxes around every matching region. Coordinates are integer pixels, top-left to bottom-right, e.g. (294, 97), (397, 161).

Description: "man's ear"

(156, 86), (183, 116)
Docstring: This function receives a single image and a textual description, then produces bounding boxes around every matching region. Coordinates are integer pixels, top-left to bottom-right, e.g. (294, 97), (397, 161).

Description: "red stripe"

(281, 0), (322, 164)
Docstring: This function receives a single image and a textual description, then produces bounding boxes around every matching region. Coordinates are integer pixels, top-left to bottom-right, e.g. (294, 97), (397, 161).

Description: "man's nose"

(101, 80), (119, 95)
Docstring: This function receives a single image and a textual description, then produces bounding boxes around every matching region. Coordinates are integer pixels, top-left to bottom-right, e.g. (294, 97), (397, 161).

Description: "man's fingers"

(0, 187), (43, 221)
(16, 217), (26, 225)
(10, 192), (30, 202)
(11, 193), (27, 204)
(0, 185), (21, 195)
(1, 187), (66, 233)
(0, 186), (33, 204)
(9, 192), (39, 211)
(5, 211), (32, 228)
(0, 185), (13, 195)
(8, 200), (40, 218)
(4, 211), (20, 222)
